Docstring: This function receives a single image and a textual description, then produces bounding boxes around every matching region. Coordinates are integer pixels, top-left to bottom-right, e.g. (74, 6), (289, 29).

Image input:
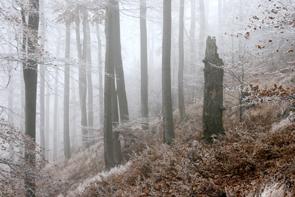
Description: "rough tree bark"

(75, 9), (88, 148)
(22, 0), (39, 195)
(203, 36), (224, 143)
(162, 0), (174, 144)
(178, 0), (185, 120)
(64, 18), (71, 160)
(140, 0), (149, 127)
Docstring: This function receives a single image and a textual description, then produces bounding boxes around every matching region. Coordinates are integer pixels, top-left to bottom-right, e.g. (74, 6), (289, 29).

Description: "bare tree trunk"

(238, 0), (245, 122)
(82, 8), (94, 130)
(20, 68), (25, 131)
(71, 82), (78, 149)
(112, 78), (119, 126)
(203, 36), (224, 143)
(39, 65), (45, 158)
(199, 0), (206, 59)
(45, 78), (50, 160)
(140, 0), (149, 127)
(22, 0), (39, 195)
(64, 19), (71, 160)
(96, 23), (104, 127)
(8, 68), (14, 166)
(53, 61), (59, 161)
(104, 0), (115, 169)
(218, 0), (223, 44)
(39, 0), (45, 160)
(75, 10), (88, 148)
(190, 0), (196, 101)
(178, 0), (185, 120)
(162, 0), (174, 144)
(113, 0), (129, 122)
(8, 73), (14, 125)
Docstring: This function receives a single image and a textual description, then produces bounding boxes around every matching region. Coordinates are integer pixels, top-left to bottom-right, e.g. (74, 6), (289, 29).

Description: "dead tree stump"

(203, 36), (224, 142)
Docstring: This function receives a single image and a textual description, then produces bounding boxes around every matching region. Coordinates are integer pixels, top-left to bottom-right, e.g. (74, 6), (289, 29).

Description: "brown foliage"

(78, 103), (295, 197)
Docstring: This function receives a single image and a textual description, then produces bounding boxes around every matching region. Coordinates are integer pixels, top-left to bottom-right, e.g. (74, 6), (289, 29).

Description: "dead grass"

(77, 103), (295, 197)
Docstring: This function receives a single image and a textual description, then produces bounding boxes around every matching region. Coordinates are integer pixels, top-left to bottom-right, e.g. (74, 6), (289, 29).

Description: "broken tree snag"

(203, 36), (225, 143)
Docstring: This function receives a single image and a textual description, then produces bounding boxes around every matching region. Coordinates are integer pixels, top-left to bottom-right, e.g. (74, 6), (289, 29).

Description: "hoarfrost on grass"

(66, 161), (132, 196)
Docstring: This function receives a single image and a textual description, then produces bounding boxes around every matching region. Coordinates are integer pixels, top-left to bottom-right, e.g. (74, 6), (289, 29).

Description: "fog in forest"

(0, 0), (294, 196)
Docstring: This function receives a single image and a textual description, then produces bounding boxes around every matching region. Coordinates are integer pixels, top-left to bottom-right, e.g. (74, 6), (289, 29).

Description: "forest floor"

(44, 98), (295, 197)
(41, 70), (295, 197)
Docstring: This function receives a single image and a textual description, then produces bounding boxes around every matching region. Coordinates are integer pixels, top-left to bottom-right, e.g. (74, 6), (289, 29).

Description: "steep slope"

(67, 101), (295, 197)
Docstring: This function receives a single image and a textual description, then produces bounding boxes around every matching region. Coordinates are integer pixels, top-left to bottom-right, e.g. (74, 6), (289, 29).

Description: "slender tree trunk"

(71, 83), (78, 149)
(82, 8), (94, 129)
(113, 0), (129, 122)
(190, 0), (196, 101)
(112, 20), (122, 163)
(218, 0), (223, 44)
(199, 0), (206, 58)
(53, 61), (59, 161)
(238, 0), (244, 122)
(203, 36), (224, 143)
(53, 34), (61, 161)
(39, 66), (45, 158)
(21, 8), (27, 132)
(140, 0), (149, 127)
(20, 68), (25, 131)
(39, 0), (45, 160)
(178, 0), (185, 120)
(64, 20), (71, 159)
(23, 0), (39, 195)
(8, 74), (14, 125)
(75, 10), (88, 148)
(162, 0), (174, 144)
(104, 0), (115, 169)
(96, 23), (104, 127)
(45, 78), (50, 160)
(8, 70), (14, 165)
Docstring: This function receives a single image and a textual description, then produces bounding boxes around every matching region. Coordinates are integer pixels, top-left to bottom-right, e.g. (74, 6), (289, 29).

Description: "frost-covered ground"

(66, 162), (132, 197)
(40, 80), (294, 196)
(72, 102), (295, 197)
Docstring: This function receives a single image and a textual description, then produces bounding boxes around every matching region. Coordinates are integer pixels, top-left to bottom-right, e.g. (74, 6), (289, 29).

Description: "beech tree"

(162, 0), (174, 144)
(39, 0), (45, 159)
(63, 3), (71, 159)
(199, 0), (206, 58)
(75, 8), (88, 147)
(82, 8), (94, 129)
(22, 0), (40, 195)
(53, 51), (59, 160)
(190, 0), (196, 100)
(178, 0), (185, 120)
(113, 1), (129, 123)
(96, 22), (104, 126)
(140, 0), (149, 127)
(104, 0), (116, 169)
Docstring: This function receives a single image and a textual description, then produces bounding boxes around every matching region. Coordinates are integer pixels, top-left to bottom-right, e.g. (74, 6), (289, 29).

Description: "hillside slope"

(56, 100), (295, 197)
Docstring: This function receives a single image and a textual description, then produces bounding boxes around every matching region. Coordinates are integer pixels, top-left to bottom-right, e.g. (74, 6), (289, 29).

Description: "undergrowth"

(77, 103), (295, 197)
